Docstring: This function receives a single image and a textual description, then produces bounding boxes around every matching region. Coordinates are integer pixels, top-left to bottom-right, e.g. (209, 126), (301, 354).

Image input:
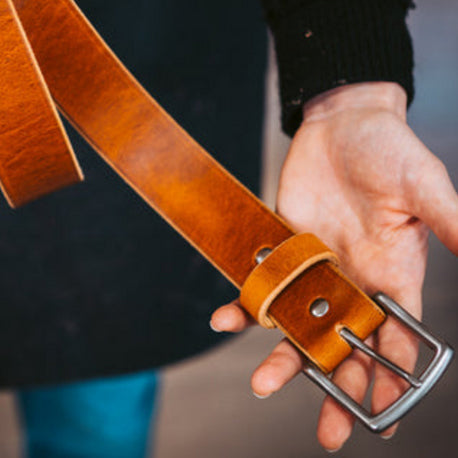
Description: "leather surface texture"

(0, 0), (82, 207)
(7, 0), (386, 373)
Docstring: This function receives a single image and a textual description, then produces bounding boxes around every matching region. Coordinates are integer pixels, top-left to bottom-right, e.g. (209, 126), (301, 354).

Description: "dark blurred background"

(0, 0), (456, 456)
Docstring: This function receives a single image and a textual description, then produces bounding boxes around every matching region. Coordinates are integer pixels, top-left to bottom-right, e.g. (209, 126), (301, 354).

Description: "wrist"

(302, 82), (408, 123)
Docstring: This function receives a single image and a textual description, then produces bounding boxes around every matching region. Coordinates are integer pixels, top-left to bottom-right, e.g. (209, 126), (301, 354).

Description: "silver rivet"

(310, 299), (329, 318)
(255, 247), (272, 264)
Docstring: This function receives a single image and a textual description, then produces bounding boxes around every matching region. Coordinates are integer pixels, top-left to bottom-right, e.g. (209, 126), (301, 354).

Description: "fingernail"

(381, 431), (396, 440)
(252, 391), (271, 399)
(324, 446), (342, 454)
(209, 321), (222, 333)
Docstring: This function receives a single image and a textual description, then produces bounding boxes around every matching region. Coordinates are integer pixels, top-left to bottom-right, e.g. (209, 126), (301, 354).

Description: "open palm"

(211, 83), (458, 450)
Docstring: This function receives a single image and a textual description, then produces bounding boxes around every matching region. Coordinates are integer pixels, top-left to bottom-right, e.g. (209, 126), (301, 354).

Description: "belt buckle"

(303, 293), (454, 433)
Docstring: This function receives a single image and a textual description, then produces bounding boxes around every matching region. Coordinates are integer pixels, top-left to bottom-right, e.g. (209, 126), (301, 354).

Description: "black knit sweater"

(262, 0), (415, 136)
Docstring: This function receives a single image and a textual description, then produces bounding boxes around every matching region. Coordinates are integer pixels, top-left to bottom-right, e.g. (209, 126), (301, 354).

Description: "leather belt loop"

(240, 233), (338, 328)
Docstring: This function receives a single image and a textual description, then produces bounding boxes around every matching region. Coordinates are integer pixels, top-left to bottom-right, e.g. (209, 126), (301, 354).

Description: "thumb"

(408, 155), (458, 255)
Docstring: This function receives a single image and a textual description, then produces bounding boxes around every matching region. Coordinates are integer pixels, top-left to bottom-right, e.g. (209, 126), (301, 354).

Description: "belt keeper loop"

(239, 233), (339, 328)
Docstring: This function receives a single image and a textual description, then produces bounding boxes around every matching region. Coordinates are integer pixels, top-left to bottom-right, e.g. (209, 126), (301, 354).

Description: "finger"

(371, 293), (421, 438)
(210, 301), (256, 333)
(407, 155), (458, 255)
(317, 341), (374, 452)
(251, 339), (303, 398)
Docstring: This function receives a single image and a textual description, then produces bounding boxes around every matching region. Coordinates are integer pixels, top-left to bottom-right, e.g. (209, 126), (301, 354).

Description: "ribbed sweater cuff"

(263, 0), (415, 136)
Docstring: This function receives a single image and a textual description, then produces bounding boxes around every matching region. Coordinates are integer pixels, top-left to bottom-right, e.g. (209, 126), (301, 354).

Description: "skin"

(210, 82), (458, 451)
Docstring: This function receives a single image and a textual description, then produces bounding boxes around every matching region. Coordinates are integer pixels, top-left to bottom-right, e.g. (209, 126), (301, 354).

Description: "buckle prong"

(302, 292), (454, 433)
(339, 327), (422, 388)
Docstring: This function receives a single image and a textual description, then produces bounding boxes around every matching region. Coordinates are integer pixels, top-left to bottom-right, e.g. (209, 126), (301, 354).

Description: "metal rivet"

(310, 298), (329, 318)
(255, 247), (272, 265)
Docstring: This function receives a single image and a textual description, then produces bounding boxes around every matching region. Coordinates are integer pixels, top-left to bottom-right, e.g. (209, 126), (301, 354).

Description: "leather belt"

(1, 0), (453, 433)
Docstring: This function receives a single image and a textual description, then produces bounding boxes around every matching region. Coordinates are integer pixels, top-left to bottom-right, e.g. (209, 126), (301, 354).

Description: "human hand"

(211, 82), (458, 450)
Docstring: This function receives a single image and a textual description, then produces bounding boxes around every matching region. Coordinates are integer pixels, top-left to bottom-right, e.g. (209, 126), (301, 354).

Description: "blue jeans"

(17, 370), (160, 458)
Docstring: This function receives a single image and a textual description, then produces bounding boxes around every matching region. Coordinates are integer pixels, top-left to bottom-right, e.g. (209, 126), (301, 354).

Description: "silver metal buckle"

(303, 292), (454, 433)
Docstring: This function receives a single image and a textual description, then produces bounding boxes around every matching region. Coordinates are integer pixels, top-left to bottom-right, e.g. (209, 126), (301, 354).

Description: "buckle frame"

(303, 292), (454, 433)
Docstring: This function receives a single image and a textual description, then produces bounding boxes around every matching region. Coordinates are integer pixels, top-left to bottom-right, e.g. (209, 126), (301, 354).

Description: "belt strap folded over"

(0, 0), (82, 207)
(7, 0), (386, 373)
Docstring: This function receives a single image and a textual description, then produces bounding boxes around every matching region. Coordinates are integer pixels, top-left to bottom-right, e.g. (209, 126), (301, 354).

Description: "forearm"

(301, 81), (407, 123)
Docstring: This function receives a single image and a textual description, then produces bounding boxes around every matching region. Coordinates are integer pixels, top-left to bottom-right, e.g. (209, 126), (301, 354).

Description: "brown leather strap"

(9, 0), (386, 373)
(0, 0), (82, 207)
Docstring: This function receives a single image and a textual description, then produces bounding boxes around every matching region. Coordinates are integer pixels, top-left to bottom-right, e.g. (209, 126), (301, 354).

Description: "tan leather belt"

(1, 0), (453, 432)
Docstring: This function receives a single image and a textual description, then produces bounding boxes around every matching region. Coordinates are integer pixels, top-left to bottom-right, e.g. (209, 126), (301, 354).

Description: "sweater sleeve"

(261, 0), (415, 136)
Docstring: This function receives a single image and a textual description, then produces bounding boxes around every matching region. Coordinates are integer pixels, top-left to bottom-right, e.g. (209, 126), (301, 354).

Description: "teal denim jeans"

(17, 370), (160, 458)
